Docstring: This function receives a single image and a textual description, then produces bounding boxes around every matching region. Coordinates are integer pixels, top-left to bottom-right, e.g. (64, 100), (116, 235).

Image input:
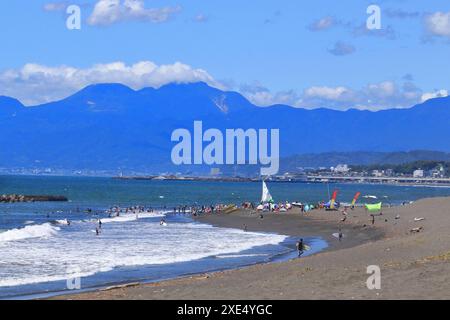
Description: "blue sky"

(0, 0), (450, 109)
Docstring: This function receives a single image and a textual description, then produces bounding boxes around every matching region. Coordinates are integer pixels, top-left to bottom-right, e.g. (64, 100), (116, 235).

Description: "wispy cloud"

(264, 10), (282, 25)
(87, 0), (181, 26)
(327, 41), (356, 56)
(385, 8), (420, 19)
(402, 74), (414, 81)
(193, 13), (208, 23)
(351, 23), (396, 40)
(307, 15), (396, 40)
(43, 2), (69, 12)
(307, 16), (336, 31)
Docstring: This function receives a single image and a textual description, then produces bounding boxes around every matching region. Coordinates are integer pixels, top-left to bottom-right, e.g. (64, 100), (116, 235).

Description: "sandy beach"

(52, 196), (450, 300)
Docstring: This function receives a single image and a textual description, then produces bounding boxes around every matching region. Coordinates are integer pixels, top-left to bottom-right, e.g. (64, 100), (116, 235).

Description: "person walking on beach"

(338, 229), (343, 242)
(371, 214), (375, 225)
(296, 239), (304, 256)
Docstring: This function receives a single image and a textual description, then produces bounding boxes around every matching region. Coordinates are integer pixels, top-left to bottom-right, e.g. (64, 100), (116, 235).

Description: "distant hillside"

(350, 160), (449, 176)
(0, 82), (449, 174)
(280, 151), (450, 171)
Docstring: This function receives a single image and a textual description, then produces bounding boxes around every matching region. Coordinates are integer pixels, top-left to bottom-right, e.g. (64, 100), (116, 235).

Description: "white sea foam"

(97, 211), (166, 224)
(54, 219), (70, 225)
(0, 219), (286, 288)
(0, 223), (60, 243)
(98, 215), (137, 223)
(215, 254), (269, 259)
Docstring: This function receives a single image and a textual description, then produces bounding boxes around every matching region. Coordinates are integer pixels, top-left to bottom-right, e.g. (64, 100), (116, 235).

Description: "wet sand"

(52, 197), (450, 300)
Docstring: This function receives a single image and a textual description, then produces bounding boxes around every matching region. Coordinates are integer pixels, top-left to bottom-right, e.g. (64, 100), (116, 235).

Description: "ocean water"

(1, 175), (450, 299)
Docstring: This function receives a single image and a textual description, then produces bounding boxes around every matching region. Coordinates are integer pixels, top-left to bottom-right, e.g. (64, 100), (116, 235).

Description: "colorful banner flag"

(352, 192), (361, 206)
(330, 190), (339, 209)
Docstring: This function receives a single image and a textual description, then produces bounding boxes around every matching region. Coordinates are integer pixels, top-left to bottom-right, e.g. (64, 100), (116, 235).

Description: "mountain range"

(0, 82), (449, 174)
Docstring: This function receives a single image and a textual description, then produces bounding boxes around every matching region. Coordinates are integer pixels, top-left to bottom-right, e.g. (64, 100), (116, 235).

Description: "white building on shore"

(413, 169), (424, 178)
(332, 164), (350, 173)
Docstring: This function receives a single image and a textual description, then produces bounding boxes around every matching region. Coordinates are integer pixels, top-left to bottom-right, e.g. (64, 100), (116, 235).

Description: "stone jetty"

(0, 194), (68, 203)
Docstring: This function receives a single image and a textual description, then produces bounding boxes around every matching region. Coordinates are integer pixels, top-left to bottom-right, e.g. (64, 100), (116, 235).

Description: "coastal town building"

(413, 169), (424, 178)
(332, 164), (350, 173)
(372, 170), (384, 177)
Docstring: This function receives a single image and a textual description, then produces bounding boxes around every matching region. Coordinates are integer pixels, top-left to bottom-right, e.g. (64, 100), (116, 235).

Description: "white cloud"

(1, 61), (443, 111)
(246, 90), (299, 107)
(0, 61), (223, 105)
(301, 81), (423, 110)
(365, 81), (396, 99)
(88, 0), (181, 26)
(303, 86), (351, 101)
(240, 81), (427, 111)
(425, 12), (450, 38)
(239, 82), (300, 107)
(421, 89), (449, 102)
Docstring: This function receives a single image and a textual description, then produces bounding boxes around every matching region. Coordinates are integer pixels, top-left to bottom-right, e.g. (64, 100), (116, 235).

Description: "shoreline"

(34, 211), (375, 301)
(42, 196), (450, 299)
(48, 202), (402, 300)
(53, 196), (450, 299)
(116, 175), (450, 187)
(194, 208), (385, 254)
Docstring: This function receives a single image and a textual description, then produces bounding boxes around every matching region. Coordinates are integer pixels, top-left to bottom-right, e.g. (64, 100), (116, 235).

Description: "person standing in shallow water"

(338, 229), (343, 242)
(296, 238), (304, 256)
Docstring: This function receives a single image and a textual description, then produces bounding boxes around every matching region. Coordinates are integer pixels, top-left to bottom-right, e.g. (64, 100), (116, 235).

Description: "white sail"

(261, 181), (273, 203)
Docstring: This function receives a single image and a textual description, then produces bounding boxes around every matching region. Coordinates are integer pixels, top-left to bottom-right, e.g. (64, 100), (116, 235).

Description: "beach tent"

(324, 190), (340, 210)
(324, 200), (340, 209)
(365, 202), (382, 212)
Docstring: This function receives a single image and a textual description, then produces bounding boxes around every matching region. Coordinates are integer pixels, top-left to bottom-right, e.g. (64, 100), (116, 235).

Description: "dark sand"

(194, 209), (385, 253)
(52, 197), (450, 300)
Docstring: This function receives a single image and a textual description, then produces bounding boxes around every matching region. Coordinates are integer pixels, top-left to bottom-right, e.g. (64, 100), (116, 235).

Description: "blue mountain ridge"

(0, 82), (449, 173)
